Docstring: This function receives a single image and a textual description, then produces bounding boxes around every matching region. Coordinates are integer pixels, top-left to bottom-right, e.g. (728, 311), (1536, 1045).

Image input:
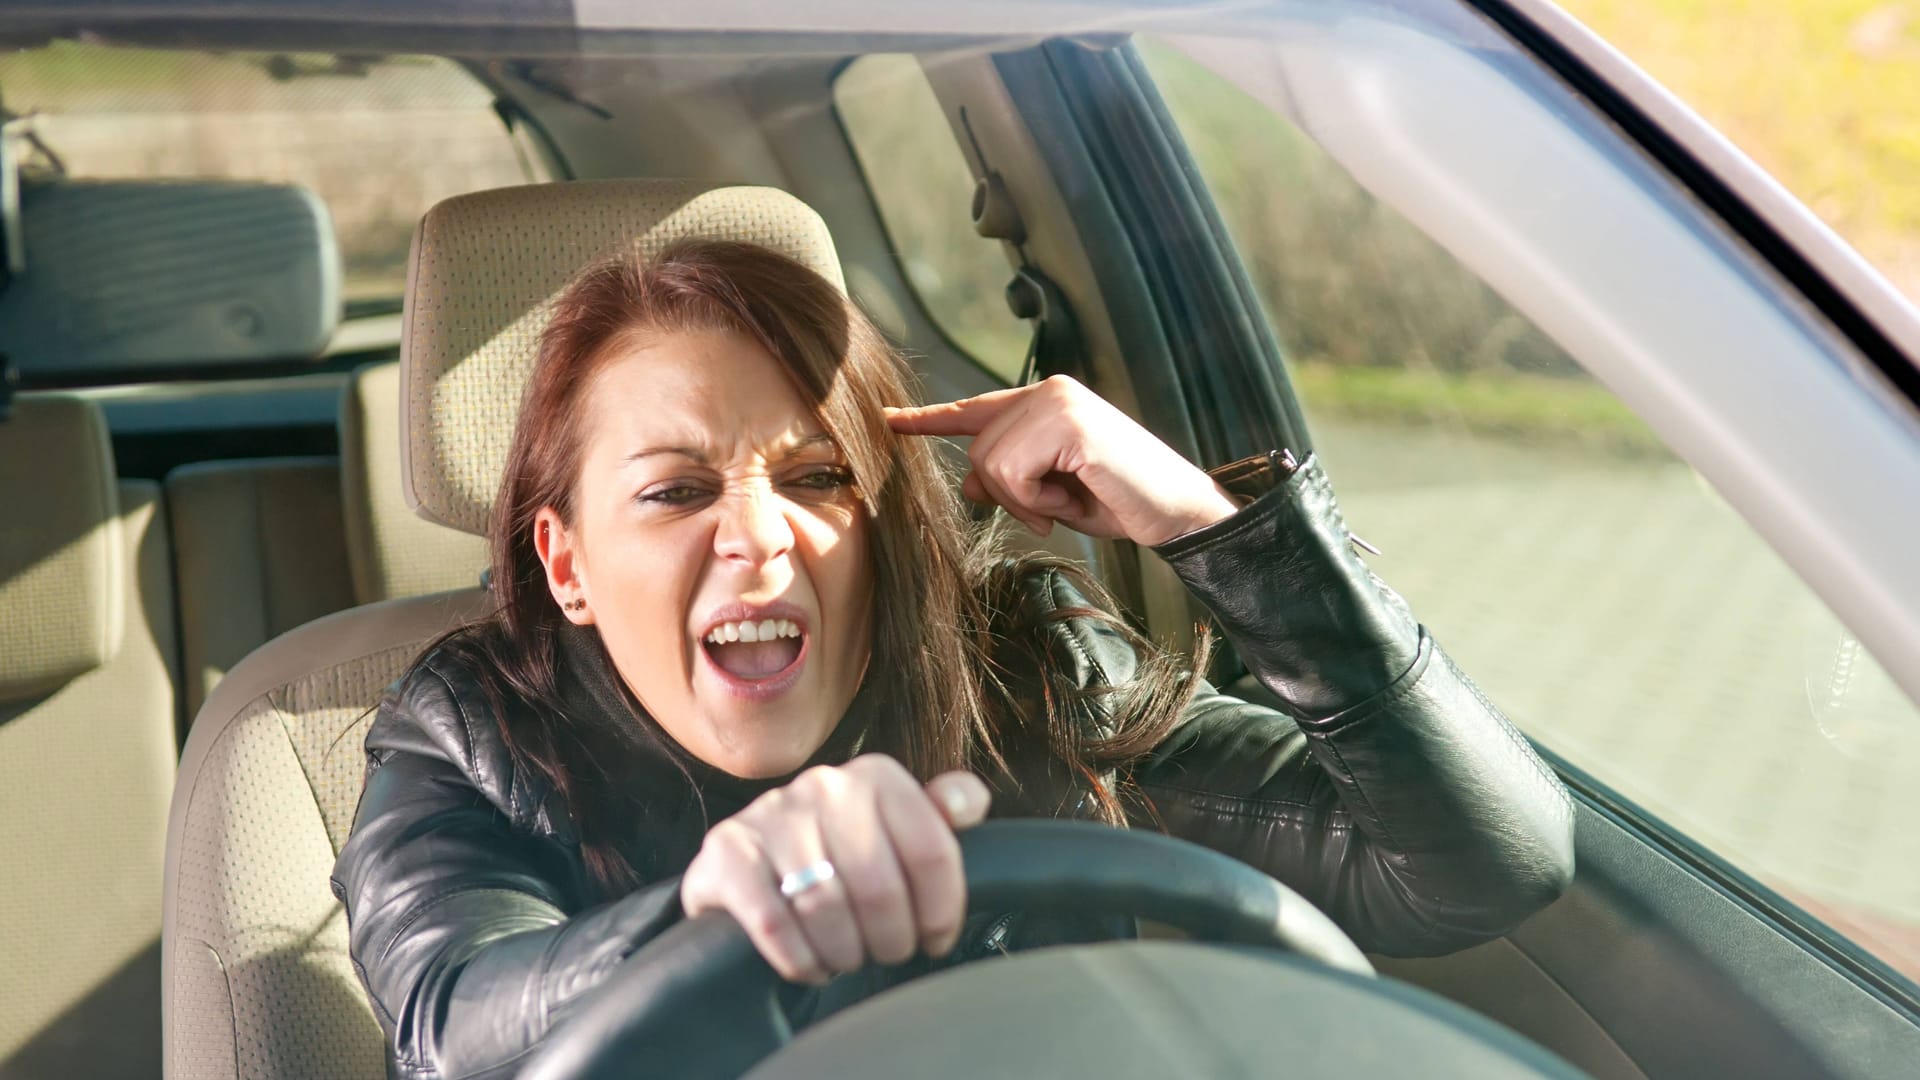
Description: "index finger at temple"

(884, 385), (1030, 436)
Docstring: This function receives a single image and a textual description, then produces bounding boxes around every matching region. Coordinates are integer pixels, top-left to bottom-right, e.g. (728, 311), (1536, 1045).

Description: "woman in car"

(333, 238), (1574, 1077)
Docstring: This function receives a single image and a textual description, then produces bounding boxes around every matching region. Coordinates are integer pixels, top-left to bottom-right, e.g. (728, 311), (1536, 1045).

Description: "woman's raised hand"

(886, 375), (1239, 547)
(679, 755), (991, 984)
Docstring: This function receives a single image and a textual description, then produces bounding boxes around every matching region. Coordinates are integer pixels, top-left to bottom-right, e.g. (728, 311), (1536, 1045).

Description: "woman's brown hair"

(435, 238), (1205, 897)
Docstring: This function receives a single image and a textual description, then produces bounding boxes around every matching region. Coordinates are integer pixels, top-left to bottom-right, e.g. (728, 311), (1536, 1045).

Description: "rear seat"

(0, 395), (177, 1079)
(166, 459), (355, 719)
(166, 360), (489, 720)
(0, 172), (348, 1078)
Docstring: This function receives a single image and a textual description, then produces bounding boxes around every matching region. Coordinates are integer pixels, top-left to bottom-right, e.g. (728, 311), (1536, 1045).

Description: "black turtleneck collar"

(552, 619), (877, 818)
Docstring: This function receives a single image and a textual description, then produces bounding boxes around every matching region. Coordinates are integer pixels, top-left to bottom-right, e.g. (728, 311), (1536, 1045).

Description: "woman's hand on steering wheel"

(679, 756), (992, 985)
(886, 374), (1240, 547)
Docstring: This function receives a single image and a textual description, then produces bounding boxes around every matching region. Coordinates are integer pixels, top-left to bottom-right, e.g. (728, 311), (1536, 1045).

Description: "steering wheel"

(517, 820), (1374, 1080)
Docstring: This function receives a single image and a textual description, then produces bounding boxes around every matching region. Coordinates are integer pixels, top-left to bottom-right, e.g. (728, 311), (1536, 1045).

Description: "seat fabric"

(0, 395), (124, 695)
(166, 360), (491, 727)
(340, 361), (489, 605)
(166, 459), (357, 719)
(162, 180), (846, 1079)
(163, 589), (489, 1080)
(2, 396), (178, 1080)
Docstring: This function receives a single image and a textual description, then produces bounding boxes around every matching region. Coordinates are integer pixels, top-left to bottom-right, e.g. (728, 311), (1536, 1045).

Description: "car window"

(1559, 0), (1920, 313)
(834, 53), (1030, 382)
(1137, 35), (1920, 983)
(0, 43), (545, 316)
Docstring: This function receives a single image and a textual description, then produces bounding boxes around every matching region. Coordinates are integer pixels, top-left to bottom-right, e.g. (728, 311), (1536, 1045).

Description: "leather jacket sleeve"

(1138, 454), (1576, 957)
(331, 662), (685, 1080)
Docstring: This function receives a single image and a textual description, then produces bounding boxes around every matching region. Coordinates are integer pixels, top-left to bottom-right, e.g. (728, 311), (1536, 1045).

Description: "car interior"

(4, 3), (1920, 1079)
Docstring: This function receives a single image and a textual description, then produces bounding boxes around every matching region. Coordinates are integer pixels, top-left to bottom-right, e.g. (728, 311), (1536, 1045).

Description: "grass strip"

(1289, 361), (1672, 459)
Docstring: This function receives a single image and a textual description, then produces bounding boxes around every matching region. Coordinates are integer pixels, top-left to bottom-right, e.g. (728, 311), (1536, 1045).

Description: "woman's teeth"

(704, 618), (802, 644)
(702, 617), (806, 683)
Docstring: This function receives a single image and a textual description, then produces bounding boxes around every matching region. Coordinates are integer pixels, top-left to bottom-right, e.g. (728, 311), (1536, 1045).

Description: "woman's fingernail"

(942, 784), (974, 821)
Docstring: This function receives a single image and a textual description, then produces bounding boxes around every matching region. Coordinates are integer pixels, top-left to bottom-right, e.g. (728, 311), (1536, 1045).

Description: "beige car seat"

(339, 361), (491, 605)
(166, 460), (356, 719)
(1, 395), (179, 1079)
(167, 362), (493, 722)
(160, 180), (845, 1079)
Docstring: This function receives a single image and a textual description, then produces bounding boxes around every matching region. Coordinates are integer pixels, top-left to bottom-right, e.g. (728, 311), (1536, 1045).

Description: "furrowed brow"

(779, 433), (839, 459)
(622, 445), (708, 466)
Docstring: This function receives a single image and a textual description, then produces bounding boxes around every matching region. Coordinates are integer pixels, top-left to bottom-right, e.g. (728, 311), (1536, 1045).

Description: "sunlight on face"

(541, 328), (874, 778)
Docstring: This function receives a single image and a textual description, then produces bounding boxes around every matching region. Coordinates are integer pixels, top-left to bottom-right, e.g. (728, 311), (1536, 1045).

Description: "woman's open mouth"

(699, 613), (809, 700)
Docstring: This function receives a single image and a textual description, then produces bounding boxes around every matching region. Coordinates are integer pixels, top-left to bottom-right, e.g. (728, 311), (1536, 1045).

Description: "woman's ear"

(533, 506), (594, 625)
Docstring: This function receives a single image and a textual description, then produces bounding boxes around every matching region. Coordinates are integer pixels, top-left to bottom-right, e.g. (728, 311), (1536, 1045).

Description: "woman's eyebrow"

(779, 433), (838, 458)
(622, 445), (707, 465)
(620, 434), (835, 466)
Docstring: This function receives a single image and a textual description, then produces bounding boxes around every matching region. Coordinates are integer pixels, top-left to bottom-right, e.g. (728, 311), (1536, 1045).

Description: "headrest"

(340, 361), (489, 604)
(0, 179), (339, 378)
(0, 395), (124, 702)
(400, 180), (844, 537)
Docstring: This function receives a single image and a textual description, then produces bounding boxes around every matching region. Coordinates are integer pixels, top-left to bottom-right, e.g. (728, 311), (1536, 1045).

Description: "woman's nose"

(713, 485), (796, 567)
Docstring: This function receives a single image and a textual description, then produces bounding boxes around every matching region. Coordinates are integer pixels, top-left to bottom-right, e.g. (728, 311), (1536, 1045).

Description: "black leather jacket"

(332, 457), (1575, 1079)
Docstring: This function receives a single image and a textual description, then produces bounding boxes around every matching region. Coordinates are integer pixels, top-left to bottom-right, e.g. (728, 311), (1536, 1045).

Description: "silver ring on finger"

(779, 859), (838, 901)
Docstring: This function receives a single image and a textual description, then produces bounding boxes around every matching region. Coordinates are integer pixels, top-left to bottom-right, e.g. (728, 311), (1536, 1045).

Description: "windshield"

(5, 4), (1920, 1079)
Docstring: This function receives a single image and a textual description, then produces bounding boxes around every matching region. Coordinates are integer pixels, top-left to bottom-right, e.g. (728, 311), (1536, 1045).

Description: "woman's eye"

(639, 484), (712, 506)
(786, 467), (855, 492)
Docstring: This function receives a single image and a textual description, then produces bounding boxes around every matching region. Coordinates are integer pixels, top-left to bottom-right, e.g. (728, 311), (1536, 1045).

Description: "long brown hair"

(434, 238), (1206, 897)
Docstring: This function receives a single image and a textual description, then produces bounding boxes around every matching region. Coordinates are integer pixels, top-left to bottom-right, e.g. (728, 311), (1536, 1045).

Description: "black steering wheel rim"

(518, 820), (1372, 1080)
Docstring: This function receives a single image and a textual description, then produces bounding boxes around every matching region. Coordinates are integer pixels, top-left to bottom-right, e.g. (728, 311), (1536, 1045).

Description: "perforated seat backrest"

(162, 589), (489, 1080)
(1, 396), (178, 1079)
(161, 180), (845, 1079)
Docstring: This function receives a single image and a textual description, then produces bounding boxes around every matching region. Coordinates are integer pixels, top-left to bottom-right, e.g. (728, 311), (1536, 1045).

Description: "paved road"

(1309, 417), (1920, 972)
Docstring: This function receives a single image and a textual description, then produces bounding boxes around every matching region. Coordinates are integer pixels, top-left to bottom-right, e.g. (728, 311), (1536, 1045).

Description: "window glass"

(834, 54), (1031, 381)
(0, 43), (544, 312)
(1560, 0), (1920, 313)
(1139, 36), (1920, 982)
